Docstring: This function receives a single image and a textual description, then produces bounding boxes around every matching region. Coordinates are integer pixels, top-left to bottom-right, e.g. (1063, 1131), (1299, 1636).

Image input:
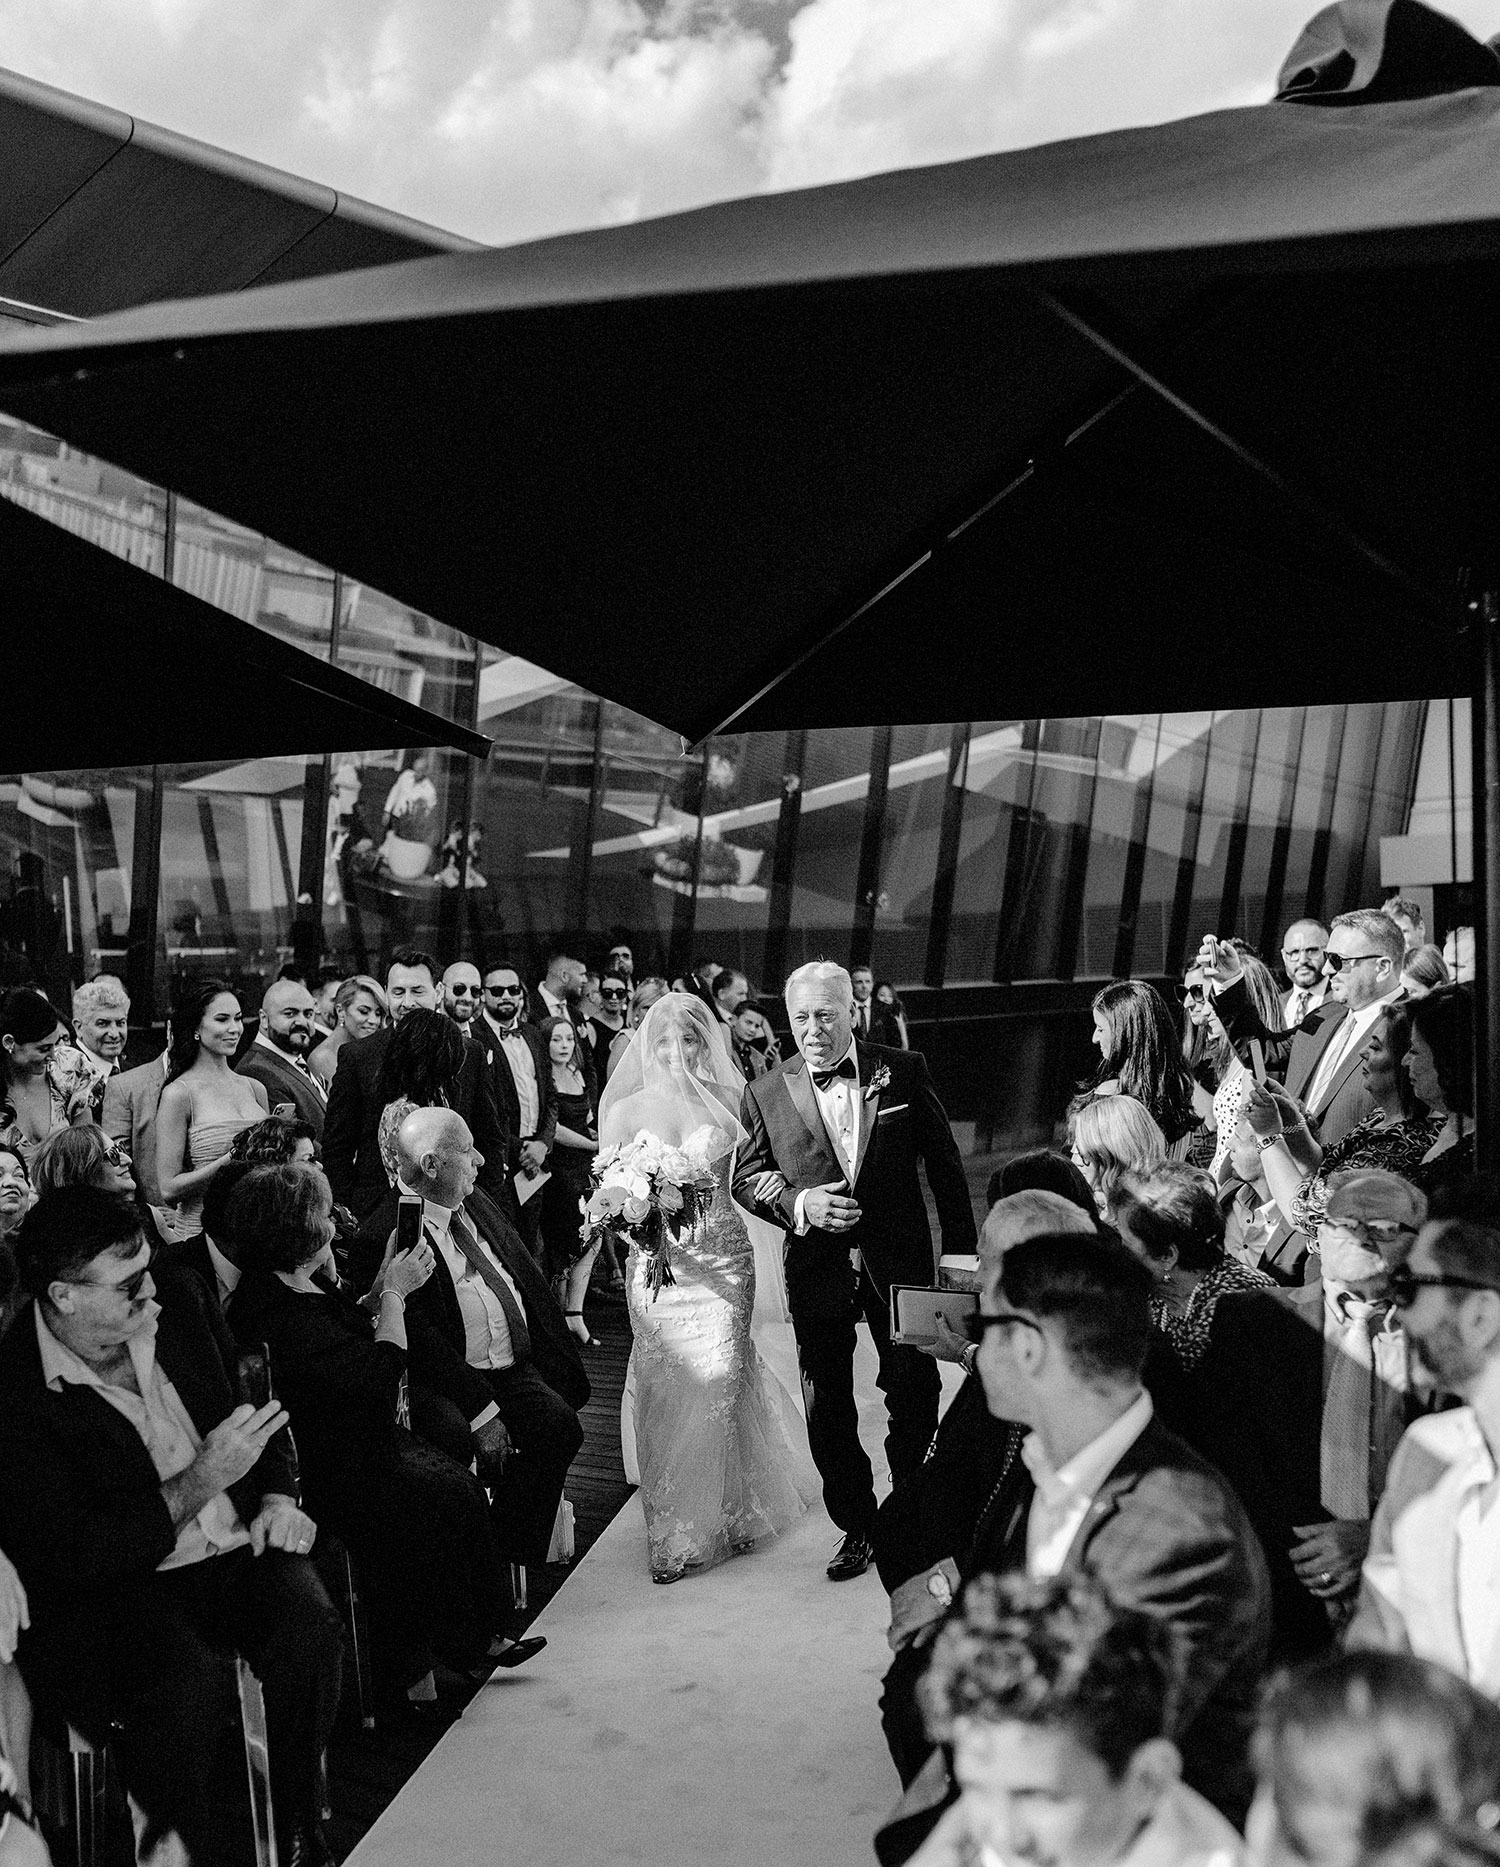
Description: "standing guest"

(537, 1018), (600, 1346)
(323, 950), (511, 1223)
(590, 972), (630, 1053)
(607, 976), (669, 1085)
(310, 970), (343, 1041)
(1384, 894), (1428, 951)
(1195, 1171), (1426, 1665)
(1113, 1161), (1275, 1374)
(730, 1003), (779, 1080)
(606, 942), (634, 987)
(1068, 1095), (1166, 1225)
(477, 965), (555, 1264)
(1280, 919), (1330, 1026)
(875, 981), (911, 1050)
(102, 1032), (173, 1217)
(709, 970), (750, 1032)
(1402, 941), (1452, 998)
(235, 976), (327, 1138)
(1076, 981), (1202, 1161)
(70, 975), (130, 1118)
(0, 990), (91, 1174)
(441, 961), (483, 1032)
(1200, 952), (1288, 1174)
(849, 965), (900, 1046)
(895, 1575), (1247, 1867)
(0, 1187), (341, 1867)
(1404, 984), (1476, 1194)
(1250, 1651), (1500, 1867)
(155, 979), (269, 1235)
(734, 960), (977, 1583)
(307, 974), (387, 1093)
(529, 953), (589, 1049)
(1350, 1211), (1500, 1682)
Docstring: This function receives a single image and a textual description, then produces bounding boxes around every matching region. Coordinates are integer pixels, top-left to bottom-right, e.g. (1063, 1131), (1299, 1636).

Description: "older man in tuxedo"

(734, 960), (976, 1582)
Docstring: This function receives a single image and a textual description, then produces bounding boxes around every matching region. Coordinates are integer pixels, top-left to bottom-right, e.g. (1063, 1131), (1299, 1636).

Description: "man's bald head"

(980, 1191), (1097, 1296)
(259, 976), (316, 1055)
(442, 960), (482, 1026)
(396, 1106), (479, 1209)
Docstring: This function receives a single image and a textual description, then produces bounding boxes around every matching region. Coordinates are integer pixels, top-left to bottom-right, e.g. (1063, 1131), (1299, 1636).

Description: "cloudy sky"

(3, 0), (1499, 247)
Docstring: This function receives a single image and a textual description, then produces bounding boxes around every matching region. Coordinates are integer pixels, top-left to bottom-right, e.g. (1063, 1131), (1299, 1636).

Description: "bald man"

(236, 976), (326, 1135)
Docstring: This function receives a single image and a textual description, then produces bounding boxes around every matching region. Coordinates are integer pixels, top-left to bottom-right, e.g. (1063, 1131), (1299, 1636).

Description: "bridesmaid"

(538, 1017), (600, 1347)
(155, 977), (268, 1235)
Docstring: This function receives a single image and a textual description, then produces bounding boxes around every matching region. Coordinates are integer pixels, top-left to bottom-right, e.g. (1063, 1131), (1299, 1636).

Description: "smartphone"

(1248, 1038), (1267, 1085)
(238, 1345), (275, 1409)
(396, 1193), (423, 1258)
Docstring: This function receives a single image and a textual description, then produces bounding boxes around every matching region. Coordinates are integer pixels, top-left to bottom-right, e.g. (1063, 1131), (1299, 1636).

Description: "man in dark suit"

(0, 1186), (343, 1866)
(850, 964), (901, 1047)
(477, 964), (557, 1261)
(323, 949), (513, 1223)
(734, 960), (976, 1581)
(529, 951), (597, 1093)
(235, 976), (327, 1138)
(1193, 1169), (1427, 1663)
(367, 1106), (588, 1569)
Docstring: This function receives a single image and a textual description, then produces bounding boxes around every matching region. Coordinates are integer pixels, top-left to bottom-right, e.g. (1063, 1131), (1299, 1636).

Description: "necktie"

(812, 1058), (857, 1090)
(1288, 989), (1308, 1025)
(854, 1004), (867, 1037)
(1321, 1299), (1379, 1517)
(444, 1209), (531, 1361)
(1306, 1016), (1359, 1113)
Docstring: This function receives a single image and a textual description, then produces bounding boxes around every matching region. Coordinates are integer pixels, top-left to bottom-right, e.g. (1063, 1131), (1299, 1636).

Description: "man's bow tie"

(812, 1058), (856, 1089)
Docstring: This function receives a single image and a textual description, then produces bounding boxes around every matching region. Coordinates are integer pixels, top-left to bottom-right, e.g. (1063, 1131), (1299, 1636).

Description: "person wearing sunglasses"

(1350, 1213), (1500, 1685)
(477, 966), (556, 1264)
(441, 960), (483, 1033)
(589, 972), (631, 1043)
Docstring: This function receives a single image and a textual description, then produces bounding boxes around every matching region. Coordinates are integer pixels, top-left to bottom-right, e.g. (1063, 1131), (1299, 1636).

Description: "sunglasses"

(1323, 951), (1388, 974)
(485, 985), (524, 996)
(1388, 1265), (1500, 1309)
(599, 987), (628, 1001)
(965, 1308), (1041, 1344)
(71, 1248), (156, 1305)
(448, 985), (481, 997)
(1175, 983), (1207, 1003)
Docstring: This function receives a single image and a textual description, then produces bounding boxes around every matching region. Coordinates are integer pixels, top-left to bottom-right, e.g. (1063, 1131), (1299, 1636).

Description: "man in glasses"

(478, 964), (556, 1262)
(0, 1186), (343, 1864)
(1280, 918), (1329, 1025)
(1191, 1170), (1426, 1664)
(1351, 1211), (1500, 1685)
(442, 960), (483, 1032)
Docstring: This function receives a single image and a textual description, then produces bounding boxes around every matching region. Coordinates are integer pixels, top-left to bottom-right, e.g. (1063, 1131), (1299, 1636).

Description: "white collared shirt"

(792, 1040), (861, 1234)
(36, 1305), (249, 1569)
(253, 1027), (326, 1102)
(1304, 984), (1403, 1112)
(1023, 1390), (1154, 1579)
(484, 1012), (541, 1137)
(404, 1189), (522, 1416)
(1283, 984), (1325, 1025)
(76, 1043), (118, 1091)
(1450, 1416), (1500, 1678)
(970, 1777), (1243, 1867)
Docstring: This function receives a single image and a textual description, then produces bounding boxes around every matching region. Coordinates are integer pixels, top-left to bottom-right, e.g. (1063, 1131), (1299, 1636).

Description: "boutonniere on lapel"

(863, 1063), (892, 1104)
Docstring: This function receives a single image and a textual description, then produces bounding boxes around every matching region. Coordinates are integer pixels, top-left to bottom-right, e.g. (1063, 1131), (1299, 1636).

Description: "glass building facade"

(0, 415), (1429, 1148)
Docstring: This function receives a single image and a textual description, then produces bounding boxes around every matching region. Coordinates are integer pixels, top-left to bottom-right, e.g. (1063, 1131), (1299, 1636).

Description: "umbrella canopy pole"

(1473, 590), (1500, 1169)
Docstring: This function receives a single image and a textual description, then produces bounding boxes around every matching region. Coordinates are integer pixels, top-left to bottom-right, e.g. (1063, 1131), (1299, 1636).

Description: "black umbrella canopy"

(0, 492), (490, 768)
(0, 1), (1495, 740)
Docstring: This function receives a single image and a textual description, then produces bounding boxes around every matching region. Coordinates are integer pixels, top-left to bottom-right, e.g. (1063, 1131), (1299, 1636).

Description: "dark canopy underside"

(0, 69), (1497, 737)
(0, 494), (489, 769)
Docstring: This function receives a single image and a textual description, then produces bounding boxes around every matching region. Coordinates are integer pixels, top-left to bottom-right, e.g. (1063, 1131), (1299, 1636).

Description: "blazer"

(733, 1041), (977, 1321)
(322, 1023), (512, 1222)
(360, 1184), (591, 1416)
(101, 1054), (168, 1208)
(475, 1017), (557, 1170)
(235, 1041), (326, 1137)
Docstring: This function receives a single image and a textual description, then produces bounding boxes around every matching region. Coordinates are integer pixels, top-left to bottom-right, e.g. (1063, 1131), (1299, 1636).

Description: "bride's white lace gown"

(627, 1159), (817, 1580)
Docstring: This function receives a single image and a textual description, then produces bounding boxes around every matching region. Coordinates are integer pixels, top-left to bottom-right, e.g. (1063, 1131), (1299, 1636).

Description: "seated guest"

(1114, 1160), (1276, 1371)
(1197, 1171), (1426, 1664)
(31, 1124), (137, 1199)
(372, 1108), (588, 1573)
(230, 1115), (319, 1168)
(0, 1186), (341, 1865)
(1068, 1096), (1165, 1225)
(888, 1574), (1245, 1867)
(1215, 1115), (1313, 1286)
(1401, 942), (1451, 999)
(0, 991), (90, 1174)
(1403, 985), (1475, 1194)
(225, 1164), (539, 1695)
(164, 1157), (259, 1318)
(1250, 1651), (1500, 1867)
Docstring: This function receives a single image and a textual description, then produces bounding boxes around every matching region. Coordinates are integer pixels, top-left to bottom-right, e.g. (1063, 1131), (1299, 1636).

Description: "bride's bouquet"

(581, 1124), (721, 1297)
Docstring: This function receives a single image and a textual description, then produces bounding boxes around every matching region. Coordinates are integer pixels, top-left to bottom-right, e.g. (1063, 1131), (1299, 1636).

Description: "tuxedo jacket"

(474, 1017), (557, 1171)
(322, 1023), (511, 1221)
(235, 1041), (327, 1136)
(360, 1184), (590, 1416)
(101, 1055), (168, 1208)
(733, 1042), (976, 1321)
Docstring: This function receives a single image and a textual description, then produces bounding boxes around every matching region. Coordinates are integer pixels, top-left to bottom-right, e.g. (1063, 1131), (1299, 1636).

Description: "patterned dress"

(1151, 1259), (1276, 1372)
(1287, 1112), (1444, 1234)
(626, 1158), (817, 1580)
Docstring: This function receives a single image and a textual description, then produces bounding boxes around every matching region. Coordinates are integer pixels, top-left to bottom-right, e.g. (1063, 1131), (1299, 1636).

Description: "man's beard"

(275, 1029), (310, 1053)
(1410, 1318), (1482, 1391)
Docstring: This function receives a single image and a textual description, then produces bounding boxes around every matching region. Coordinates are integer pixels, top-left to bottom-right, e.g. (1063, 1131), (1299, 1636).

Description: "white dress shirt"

(1023, 1390), (1153, 1579)
(36, 1304), (249, 1569)
(1282, 984), (1325, 1025)
(1452, 1421), (1500, 1678)
(414, 1193), (526, 1403)
(484, 1012), (540, 1137)
(793, 1040), (861, 1234)
(971, 1777), (1243, 1867)
(1304, 984), (1403, 1113)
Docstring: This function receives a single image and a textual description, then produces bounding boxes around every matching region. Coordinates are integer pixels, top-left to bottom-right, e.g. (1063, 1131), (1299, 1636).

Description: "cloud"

(1, 0), (1497, 248)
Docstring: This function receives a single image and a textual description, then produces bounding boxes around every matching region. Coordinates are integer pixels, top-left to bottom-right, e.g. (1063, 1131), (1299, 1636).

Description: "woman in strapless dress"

(155, 977), (269, 1236)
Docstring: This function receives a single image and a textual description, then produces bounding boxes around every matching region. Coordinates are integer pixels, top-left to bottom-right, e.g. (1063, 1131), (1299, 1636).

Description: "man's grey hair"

(784, 960), (853, 1004)
(73, 974), (129, 1022)
(980, 1191), (1096, 1282)
(396, 1105), (467, 1180)
(1330, 909), (1406, 967)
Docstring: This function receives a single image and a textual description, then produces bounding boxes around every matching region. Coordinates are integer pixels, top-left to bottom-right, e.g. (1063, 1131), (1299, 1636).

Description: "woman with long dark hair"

(154, 977), (268, 1234)
(1404, 984), (1475, 1194)
(538, 1016), (600, 1345)
(0, 988), (91, 1172)
(1075, 980), (1201, 1159)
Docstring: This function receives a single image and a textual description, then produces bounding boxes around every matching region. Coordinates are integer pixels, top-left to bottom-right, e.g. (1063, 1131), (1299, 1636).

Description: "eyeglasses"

(1388, 1265), (1500, 1309)
(1317, 1216), (1418, 1247)
(1282, 946), (1326, 961)
(965, 1308), (1041, 1344)
(1323, 952), (1388, 974)
(70, 1250), (155, 1304)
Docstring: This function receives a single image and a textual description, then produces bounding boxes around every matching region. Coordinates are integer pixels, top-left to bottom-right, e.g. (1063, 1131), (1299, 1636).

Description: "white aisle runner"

(346, 1332), (947, 1867)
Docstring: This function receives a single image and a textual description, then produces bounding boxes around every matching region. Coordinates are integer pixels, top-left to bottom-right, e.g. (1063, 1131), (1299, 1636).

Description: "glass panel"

(1076, 716), (1161, 980)
(1134, 711), (1214, 978)
(173, 498), (335, 656)
(777, 728), (875, 975)
(868, 723), (952, 987)
(678, 734), (784, 988)
(0, 769), (138, 1003)
(1186, 711), (1259, 941)
(1003, 718), (1100, 983)
(1233, 709), (1301, 942)
(945, 721), (1031, 984)
(1279, 705), (1340, 927)
(0, 417), (166, 572)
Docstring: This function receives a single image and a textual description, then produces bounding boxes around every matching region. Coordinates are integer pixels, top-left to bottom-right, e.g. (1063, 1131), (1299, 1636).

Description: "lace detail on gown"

(626, 1159), (817, 1578)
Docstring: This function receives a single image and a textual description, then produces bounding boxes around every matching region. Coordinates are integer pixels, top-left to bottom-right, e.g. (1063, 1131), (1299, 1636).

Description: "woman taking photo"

(0, 988), (92, 1172)
(538, 1017), (600, 1346)
(155, 978), (269, 1235)
(308, 975), (387, 1092)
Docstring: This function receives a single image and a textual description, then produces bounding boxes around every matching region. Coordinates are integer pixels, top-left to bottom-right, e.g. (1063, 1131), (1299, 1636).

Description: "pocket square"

(877, 1103), (910, 1118)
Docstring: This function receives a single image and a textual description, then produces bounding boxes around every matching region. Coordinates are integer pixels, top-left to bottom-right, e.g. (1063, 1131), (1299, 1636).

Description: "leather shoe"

(487, 1635), (547, 1670)
(826, 1533), (873, 1581)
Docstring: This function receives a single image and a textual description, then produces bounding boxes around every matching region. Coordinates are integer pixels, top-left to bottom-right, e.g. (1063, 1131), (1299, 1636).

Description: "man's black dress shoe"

(486, 1634), (547, 1670)
(826, 1532), (873, 1581)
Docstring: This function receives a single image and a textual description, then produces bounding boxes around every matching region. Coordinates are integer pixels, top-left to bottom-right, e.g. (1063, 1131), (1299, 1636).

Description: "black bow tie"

(812, 1058), (856, 1090)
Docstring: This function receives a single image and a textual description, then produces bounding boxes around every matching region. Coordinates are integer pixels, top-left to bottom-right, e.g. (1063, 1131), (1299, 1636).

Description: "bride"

(600, 993), (817, 1583)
